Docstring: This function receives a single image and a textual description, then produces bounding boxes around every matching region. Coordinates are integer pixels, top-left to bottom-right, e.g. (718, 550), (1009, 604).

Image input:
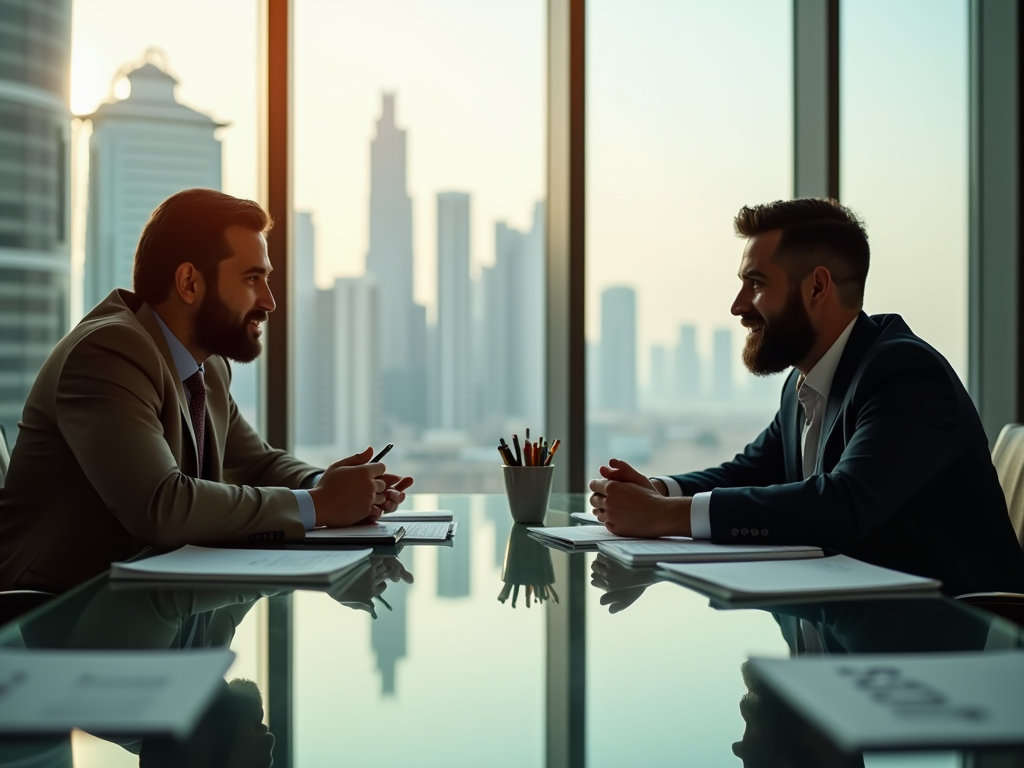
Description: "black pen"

(374, 595), (393, 611)
(372, 443), (394, 463)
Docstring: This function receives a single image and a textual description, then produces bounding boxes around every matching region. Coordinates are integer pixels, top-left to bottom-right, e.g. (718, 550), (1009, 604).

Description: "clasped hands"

(588, 458), (691, 538)
(309, 446), (414, 528)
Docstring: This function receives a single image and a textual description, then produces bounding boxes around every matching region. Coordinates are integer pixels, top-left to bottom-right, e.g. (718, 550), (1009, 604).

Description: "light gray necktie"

(796, 376), (823, 479)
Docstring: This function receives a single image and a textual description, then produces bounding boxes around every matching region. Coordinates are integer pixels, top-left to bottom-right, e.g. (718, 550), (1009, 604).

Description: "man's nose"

(730, 289), (749, 317)
(259, 284), (277, 312)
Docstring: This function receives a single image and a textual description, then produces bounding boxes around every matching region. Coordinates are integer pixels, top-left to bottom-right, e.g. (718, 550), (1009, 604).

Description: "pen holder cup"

(503, 465), (555, 525)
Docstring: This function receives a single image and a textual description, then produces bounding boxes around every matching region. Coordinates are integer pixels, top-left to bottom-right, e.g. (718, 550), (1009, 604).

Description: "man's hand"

(379, 473), (415, 513)
(309, 447), (387, 528)
(590, 553), (661, 614)
(589, 458), (691, 537)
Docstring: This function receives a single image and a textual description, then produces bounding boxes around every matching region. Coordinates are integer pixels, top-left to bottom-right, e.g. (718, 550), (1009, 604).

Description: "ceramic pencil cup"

(503, 465), (555, 524)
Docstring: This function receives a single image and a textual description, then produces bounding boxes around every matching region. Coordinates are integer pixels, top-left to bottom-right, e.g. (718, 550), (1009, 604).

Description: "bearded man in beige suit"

(0, 189), (413, 592)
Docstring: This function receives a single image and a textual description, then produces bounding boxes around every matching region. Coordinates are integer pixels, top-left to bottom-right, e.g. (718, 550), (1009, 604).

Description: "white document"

(527, 525), (643, 550)
(0, 648), (234, 737)
(657, 554), (941, 602)
(382, 510), (454, 522)
(303, 522), (405, 544)
(110, 546), (372, 585)
(750, 651), (1024, 752)
(596, 539), (822, 566)
(399, 521), (458, 542)
(571, 511), (601, 525)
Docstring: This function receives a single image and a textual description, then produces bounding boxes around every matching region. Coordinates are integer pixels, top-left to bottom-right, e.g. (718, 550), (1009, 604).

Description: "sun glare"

(69, 46), (108, 115)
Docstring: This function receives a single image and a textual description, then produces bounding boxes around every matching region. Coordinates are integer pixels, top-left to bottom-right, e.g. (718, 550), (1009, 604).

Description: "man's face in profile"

(731, 232), (817, 375)
(194, 226), (275, 364)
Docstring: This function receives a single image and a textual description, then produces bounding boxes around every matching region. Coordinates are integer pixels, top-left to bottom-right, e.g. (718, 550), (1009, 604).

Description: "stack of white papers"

(750, 651), (1024, 752)
(596, 539), (822, 566)
(111, 546), (372, 585)
(399, 521), (458, 542)
(527, 525), (642, 550)
(570, 511), (601, 525)
(0, 648), (234, 737)
(657, 554), (941, 602)
(383, 510), (454, 522)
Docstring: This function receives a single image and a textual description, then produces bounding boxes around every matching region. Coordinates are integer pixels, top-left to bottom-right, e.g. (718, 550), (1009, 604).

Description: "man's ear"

(174, 263), (205, 307)
(808, 266), (832, 304)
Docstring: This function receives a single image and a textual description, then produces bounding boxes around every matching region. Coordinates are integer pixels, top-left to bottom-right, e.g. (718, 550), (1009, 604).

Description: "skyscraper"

(435, 192), (473, 430)
(293, 211), (322, 446)
(712, 327), (734, 400)
(0, 0), (71, 441)
(364, 93), (425, 428)
(598, 286), (637, 413)
(328, 277), (381, 450)
(82, 52), (223, 310)
(436, 496), (470, 598)
(674, 324), (700, 400)
(371, 577), (410, 696)
(481, 202), (545, 424)
(649, 345), (669, 405)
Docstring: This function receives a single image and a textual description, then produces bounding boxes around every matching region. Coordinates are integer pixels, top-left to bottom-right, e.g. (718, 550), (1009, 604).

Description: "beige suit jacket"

(0, 289), (320, 592)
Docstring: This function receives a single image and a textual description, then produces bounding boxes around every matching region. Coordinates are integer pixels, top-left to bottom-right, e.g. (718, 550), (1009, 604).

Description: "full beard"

(741, 287), (816, 376)
(194, 291), (266, 364)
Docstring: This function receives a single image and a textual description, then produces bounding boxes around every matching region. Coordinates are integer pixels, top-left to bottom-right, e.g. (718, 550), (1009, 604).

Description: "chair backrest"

(990, 423), (1024, 552)
(0, 423), (9, 488)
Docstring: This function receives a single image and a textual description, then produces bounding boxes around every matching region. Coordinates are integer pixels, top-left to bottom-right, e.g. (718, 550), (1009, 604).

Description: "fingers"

(373, 478), (387, 493)
(381, 474), (414, 492)
(332, 447), (374, 468)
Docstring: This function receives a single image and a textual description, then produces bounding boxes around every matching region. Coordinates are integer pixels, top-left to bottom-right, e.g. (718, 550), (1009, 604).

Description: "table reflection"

(498, 524), (558, 607)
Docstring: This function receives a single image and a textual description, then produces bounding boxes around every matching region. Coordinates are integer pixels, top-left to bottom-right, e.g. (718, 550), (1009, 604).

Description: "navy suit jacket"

(669, 312), (1024, 596)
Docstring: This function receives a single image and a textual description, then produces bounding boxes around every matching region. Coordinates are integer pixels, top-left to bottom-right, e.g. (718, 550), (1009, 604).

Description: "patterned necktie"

(796, 375), (823, 479)
(184, 369), (206, 478)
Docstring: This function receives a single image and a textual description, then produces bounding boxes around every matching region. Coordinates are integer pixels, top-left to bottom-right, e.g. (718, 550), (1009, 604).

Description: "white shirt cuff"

(293, 489), (316, 531)
(690, 492), (712, 540)
(652, 475), (684, 497)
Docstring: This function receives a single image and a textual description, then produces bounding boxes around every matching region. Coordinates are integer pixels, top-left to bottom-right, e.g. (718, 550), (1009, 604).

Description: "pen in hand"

(372, 443), (394, 463)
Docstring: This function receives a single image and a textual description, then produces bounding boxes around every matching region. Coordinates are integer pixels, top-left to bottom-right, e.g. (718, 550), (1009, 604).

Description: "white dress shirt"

(654, 317), (858, 539)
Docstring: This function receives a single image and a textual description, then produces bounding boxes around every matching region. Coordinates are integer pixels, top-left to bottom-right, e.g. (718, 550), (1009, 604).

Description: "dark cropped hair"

(734, 198), (870, 308)
(133, 188), (272, 305)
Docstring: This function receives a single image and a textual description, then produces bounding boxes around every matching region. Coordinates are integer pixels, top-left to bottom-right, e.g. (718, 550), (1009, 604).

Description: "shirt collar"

(149, 306), (203, 383)
(802, 316), (858, 399)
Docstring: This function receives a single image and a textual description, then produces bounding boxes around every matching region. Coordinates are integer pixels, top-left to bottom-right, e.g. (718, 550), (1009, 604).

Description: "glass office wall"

(290, 0), (546, 493)
(69, 0), (262, 429)
(585, 0), (793, 482)
(840, 0), (969, 381)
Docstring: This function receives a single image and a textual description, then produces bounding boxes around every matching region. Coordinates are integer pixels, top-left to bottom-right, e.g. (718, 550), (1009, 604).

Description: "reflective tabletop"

(1, 494), (1022, 768)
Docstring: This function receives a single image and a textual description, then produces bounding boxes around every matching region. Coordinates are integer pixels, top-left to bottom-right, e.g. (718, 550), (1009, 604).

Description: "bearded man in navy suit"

(589, 198), (1024, 596)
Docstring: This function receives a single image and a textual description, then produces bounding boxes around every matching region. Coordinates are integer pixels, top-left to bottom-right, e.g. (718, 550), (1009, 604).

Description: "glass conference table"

(1, 493), (1022, 768)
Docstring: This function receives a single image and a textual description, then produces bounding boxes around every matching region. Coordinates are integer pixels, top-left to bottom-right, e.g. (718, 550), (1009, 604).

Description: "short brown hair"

(132, 189), (272, 305)
(734, 198), (870, 308)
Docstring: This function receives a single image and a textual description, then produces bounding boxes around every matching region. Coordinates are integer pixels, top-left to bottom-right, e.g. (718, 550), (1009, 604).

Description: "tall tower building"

(649, 345), (669, 405)
(293, 211), (322, 446)
(371, 577), (410, 695)
(0, 0), (72, 441)
(436, 496), (471, 598)
(480, 202), (544, 425)
(329, 277), (380, 450)
(598, 286), (637, 413)
(712, 327), (734, 400)
(82, 52), (223, 310)
(435, 192), (473, 430)
(674, 324), (700, 400)
(365, 93), (425, 427)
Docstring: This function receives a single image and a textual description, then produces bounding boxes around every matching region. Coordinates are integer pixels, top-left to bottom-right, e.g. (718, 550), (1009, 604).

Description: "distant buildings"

(82, 53), (223, 310)
(435, 192), (473, 430)
(674, 324), (700, 400)
(598, 286), (637, 413)
(365, 93), (426, 429)
(712, 327), (734, 400)
(480, 203), (545, 426)
(0, 0), (71, 441)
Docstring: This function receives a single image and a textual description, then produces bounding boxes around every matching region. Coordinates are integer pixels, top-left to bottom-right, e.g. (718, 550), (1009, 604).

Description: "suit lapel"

(817, 312), (881, 466)
(134, 303), (200, 471)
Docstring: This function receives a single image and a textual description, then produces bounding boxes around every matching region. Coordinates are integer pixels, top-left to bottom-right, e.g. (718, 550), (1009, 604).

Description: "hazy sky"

(70, 0), (968, 387)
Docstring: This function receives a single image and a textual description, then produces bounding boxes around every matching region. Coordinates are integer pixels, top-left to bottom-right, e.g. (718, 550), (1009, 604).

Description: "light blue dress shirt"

(150, 309), (317, 530)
